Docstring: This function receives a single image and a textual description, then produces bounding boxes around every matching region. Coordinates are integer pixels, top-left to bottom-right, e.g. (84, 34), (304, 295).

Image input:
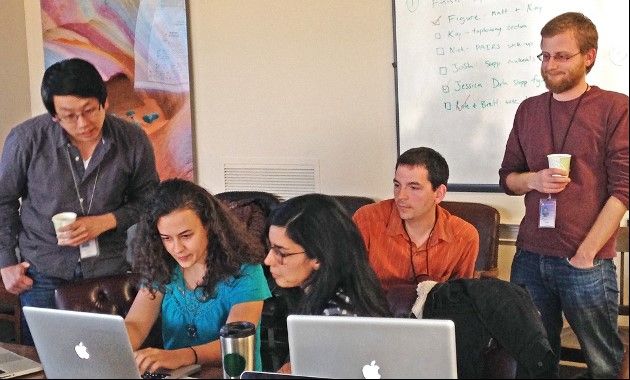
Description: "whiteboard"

(394, 0), (629, 190)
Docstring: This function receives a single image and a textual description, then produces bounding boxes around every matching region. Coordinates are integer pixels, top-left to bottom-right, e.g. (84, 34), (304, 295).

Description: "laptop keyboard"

(0, 352), (21, 364)
(141, 370), (169, 379)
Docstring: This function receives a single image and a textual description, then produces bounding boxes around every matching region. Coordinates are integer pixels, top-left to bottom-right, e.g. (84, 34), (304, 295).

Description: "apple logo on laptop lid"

(74, 342), (90, 360)
(362, 360), (381, 379)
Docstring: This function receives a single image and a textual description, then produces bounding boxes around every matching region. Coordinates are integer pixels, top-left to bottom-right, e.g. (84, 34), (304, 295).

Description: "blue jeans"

(19, 262), (83, 346)
(511, 249), (623, 378)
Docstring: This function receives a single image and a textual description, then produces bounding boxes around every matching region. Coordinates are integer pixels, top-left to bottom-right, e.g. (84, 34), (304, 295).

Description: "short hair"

(40, 58), (108, 116)
(395, 147), (449, 190)
(541, 12), (598, 73)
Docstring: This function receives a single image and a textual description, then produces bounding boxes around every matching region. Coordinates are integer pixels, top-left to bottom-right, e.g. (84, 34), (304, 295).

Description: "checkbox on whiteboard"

(435, 33), (441, 39)
(436, 47), (445, 55)
(444, 102), (452, 110)
(439, 67), (447, 75)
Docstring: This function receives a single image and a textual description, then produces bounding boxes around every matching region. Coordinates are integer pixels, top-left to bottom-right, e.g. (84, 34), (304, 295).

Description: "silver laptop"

(240, 371), (324, 379)
(22, 306), (200, 379)
(287, 315), (457, 379)
(0, 346), (42, 379)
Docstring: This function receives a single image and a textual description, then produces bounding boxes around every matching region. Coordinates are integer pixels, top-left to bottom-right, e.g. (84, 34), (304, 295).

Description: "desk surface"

(0, 342), (222, 379)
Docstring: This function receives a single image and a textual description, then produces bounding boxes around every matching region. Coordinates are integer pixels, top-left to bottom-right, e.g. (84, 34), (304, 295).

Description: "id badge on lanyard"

(66, 148), (102, 259)
(539, 196), (557, 228)
(540, 85), (588, 229)
(80, 239), (100, 259)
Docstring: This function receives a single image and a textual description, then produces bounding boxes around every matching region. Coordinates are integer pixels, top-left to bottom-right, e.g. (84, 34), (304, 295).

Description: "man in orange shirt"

(353, 147), (479, 291)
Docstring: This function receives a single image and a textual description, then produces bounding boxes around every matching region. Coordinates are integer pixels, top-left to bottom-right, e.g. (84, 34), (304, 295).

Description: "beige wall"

(187, 0), (398, 200)
(0, 0), (31, 145)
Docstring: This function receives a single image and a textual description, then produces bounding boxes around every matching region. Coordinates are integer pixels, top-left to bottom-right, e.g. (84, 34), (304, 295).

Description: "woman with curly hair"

(124, 179), (271, 373)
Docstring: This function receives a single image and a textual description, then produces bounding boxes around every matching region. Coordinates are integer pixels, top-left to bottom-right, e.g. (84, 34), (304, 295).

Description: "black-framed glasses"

(537, 51), (581, 63)
(57, 105), (101, 125)
(268, 245), (306, 264)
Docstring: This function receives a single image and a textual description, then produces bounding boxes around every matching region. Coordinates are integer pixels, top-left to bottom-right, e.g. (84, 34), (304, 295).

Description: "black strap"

(548, 85), (589, 153)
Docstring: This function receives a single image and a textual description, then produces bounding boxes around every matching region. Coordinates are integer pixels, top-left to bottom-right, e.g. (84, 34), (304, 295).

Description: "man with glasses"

(0, 58), (159, 345)
(499, 12), (628, 378)
(353, 147), (479, 292)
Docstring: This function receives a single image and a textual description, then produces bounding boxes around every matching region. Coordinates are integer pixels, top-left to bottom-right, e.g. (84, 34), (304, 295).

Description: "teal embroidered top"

(161, 263), (271, 370)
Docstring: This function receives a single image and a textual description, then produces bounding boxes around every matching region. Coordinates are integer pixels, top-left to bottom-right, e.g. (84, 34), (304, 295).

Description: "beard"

(541, 65), (584, 94)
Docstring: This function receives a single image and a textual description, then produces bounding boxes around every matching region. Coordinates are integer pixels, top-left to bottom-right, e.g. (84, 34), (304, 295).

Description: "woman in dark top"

(265, 193), (391, 317)
(265, 194), (391, 373)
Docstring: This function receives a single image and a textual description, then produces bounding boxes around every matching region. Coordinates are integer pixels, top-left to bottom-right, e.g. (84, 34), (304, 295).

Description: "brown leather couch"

(0, 275), (21, 343)
(440, 201), (500, 278)
(54, 273), (162, 349)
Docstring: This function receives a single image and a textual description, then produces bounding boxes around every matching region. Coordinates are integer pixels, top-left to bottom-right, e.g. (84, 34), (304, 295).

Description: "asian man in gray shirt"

(0, 58), (159, 345)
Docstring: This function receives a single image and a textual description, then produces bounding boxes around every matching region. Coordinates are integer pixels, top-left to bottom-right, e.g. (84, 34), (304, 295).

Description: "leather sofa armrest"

(475, 268), (499, 279)
(54, 273), (141, 316)
(385, 283), (418, 318)
(54, 273), (162, 348)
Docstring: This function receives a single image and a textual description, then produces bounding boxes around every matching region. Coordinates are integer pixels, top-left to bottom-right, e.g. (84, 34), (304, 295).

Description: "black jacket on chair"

(423, 277), (557, 379)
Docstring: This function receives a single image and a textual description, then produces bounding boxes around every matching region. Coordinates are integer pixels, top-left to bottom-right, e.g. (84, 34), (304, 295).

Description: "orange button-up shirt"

(353, 199), (479, 291)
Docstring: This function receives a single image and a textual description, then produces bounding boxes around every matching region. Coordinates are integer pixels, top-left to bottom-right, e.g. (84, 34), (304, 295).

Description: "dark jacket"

(423, 277), (557, 379)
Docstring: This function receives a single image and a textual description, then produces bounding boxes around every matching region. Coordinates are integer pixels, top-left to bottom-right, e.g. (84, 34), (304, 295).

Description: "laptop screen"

(22, 307), (201, 379)
(23, 306), (141, 379)
(287, 315), (457, 379)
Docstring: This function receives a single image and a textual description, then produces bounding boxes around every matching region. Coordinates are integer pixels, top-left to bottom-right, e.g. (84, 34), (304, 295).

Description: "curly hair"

(132, 179), (265, 299)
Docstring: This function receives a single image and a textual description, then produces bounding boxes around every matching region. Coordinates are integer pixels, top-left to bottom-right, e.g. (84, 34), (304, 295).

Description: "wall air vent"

(223, 159), (319, 201)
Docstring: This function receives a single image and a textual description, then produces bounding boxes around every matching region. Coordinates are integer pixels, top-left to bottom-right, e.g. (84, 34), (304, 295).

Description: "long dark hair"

(269, 194), (391, 317)
(132, 179), (265, 298)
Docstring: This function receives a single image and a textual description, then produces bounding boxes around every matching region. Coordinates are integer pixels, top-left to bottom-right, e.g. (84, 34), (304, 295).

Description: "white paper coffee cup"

(547, 154), (571, 176)
(51, 212), (77, 232)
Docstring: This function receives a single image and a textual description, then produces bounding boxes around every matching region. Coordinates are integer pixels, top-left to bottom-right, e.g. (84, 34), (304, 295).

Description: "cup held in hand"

(547, 154), (571, 177)
(52, 212), (77, 233)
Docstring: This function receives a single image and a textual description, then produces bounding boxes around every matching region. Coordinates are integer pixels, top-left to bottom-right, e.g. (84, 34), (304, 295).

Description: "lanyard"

(405, 208), (437, 283)
(66, 148), (100, 216)
(548, 85), (589, 153)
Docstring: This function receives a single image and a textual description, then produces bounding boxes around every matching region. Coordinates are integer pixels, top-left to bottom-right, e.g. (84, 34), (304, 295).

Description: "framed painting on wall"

(40, 0), (194, 181)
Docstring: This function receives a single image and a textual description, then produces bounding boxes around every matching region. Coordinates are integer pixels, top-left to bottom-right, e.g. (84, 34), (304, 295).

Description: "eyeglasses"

(56, 105), (101, 125)
(537, 51), (581, 63)
(268, 245), (306, 264)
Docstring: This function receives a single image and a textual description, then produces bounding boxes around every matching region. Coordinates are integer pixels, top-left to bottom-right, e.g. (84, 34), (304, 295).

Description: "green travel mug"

(219, 321), (255, 379)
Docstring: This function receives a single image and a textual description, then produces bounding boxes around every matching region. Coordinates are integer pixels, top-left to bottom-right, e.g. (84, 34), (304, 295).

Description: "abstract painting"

(40, 0), (194, 180)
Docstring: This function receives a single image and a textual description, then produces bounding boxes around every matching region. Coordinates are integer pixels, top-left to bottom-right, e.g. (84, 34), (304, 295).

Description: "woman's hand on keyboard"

(134, 347), (188, 373)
